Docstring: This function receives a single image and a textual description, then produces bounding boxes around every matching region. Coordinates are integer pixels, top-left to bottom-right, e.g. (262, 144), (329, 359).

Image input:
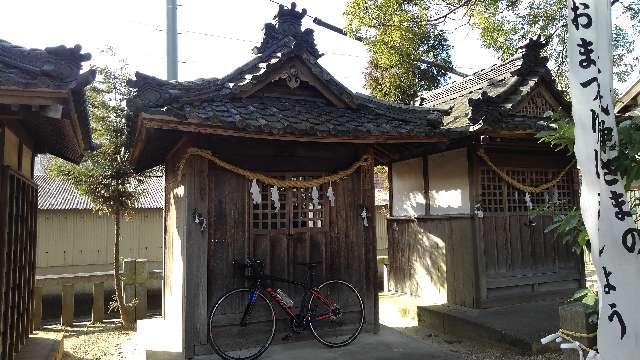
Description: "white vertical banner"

(567, 1), (640, 358)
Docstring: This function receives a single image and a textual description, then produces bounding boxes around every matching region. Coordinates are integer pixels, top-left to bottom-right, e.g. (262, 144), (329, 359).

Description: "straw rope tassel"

(476, 149), (576, 194)
(171, 148), (373, 189)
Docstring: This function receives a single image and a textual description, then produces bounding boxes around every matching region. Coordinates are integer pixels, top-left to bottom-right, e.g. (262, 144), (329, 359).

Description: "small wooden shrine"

(386, 38), (584, 308)
(127, 3), (450, 358)
(0, 39), (94, 359)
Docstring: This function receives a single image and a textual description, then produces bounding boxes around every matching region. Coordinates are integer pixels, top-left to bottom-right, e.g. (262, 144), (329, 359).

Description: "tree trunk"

(113, 210), (132, 328)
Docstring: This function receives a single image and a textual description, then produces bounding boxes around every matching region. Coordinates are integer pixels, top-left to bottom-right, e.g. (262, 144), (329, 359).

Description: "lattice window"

(480, 168), (505, 213)
(291, 181), (327, 231)
(251, 174), (327, 234)
(480, 167), (576, 215)
(515, 88), (555, 117)
(252, 181), (288, 232)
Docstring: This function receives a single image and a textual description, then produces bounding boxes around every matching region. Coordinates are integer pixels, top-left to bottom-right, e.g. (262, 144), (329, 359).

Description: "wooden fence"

(0, 167), (38, 360)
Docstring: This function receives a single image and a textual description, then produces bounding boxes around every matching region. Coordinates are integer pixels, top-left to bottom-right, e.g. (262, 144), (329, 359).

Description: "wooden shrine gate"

(0, 166), (38, 360)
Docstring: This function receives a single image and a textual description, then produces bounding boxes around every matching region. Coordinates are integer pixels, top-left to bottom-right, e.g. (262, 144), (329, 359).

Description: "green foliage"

(464, 0), (640, 86)
(45, 50), (156, 216)
(535, 114), (576, 155)
(533, 114), (640, 255)
(374, 165), (389, 191)
(570, 288), (599, 324)
(537, 114), (640, 189)
(613, 118), (640, 189)
(344, 0), (452, 104)
(529, 202), (590, 254)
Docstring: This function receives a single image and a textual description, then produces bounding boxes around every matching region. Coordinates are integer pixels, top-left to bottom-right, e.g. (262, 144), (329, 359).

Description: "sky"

(3, 1), (635, 94)
(0, 0), (499, 94)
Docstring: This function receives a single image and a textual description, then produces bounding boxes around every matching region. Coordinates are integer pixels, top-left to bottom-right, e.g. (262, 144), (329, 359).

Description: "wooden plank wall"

(386, 216), (477, 308)
(0, 167), (37, 360)
(479, 214), (583, 306)
(158, 136), (380, 356)
(204, 162), (378, 331)
(171, 140), (379, 356)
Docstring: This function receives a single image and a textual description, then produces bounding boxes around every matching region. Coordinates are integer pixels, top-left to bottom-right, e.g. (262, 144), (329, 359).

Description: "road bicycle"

(208, 258), (365, 360)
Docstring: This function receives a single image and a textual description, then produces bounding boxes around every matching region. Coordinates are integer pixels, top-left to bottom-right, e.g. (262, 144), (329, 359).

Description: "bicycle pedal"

(281, 333), (294, 342)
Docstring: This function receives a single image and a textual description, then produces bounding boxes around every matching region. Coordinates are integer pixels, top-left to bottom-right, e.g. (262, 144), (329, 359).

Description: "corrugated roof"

(35, 175), (164, 210)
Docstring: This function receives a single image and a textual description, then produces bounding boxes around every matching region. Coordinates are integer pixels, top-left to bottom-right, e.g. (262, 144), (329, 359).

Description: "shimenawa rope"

(171, 148), (373, 188)
(558, 329), (598, 353)
(476, 149), (576, 194)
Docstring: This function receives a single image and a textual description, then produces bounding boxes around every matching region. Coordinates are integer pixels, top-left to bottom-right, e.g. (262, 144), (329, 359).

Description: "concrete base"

(15, 331), (64, 360)
(418, 301), (563, 354)
(137, 317), (184, 360)
(195, 326), (459, 360)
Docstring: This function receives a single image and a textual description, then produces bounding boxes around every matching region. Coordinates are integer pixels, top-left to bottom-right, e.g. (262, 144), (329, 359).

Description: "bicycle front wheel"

(208, 288), (276, 360)
(308, 280), (364, 347)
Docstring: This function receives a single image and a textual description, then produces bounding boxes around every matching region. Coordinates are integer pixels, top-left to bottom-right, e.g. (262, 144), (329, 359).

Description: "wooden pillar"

(8, 174), (19, 357)
(135, 259), (148, 320)
(468, 144), (486, 308)
(27, 184), (37, 335)
(361, 147), (379, 333)
(31, 286), (42, 331)
(61, 284), (74, 327)
(0, 168), (8, 360)
(18, 180), (28, 346)
(92, 282), (104, 323)
(387, 164), (393, 217)
(184, 157), (209, 356)
(423, 155), (430, 215)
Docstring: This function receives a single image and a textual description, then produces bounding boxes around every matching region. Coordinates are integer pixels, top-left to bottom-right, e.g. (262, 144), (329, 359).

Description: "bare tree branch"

(427, 0), (477, 24)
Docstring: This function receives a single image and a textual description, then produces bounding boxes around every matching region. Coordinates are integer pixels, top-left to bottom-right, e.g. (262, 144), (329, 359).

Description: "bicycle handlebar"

(232, 258), (265, 278)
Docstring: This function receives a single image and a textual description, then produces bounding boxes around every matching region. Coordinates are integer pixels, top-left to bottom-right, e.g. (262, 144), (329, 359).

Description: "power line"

(261, 0), (468, 77)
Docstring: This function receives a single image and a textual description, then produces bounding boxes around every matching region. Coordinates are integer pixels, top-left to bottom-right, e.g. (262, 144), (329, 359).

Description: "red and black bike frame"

(241, 269), (337, 326)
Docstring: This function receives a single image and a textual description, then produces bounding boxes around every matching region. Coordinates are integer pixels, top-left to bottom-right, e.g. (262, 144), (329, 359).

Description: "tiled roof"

(126, 3), (446, 148)
(0, 39), (96, 162)
(419, 37), (568, 132)
(36, 175), (164, 210)
(142, 92), (443, 139)
(0, 39), (94, 91)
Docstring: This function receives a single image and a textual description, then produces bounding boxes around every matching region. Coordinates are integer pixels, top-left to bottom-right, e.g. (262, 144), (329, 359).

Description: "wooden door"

(250, 175), (331, 302)
(206, 163), (376, 332)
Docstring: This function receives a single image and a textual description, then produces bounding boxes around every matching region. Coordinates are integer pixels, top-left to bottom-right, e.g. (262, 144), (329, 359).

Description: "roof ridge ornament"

(468, 91), (506, 130)
(513, 35), (549, 76)
(0, 40), (91, 81)
(253, 2), (321, 59)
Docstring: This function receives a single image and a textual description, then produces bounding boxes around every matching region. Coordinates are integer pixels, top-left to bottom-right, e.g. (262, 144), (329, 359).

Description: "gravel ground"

(40, 320), (136, 360)
(397, 326), (563, 360)
(35, 294), (569, 360)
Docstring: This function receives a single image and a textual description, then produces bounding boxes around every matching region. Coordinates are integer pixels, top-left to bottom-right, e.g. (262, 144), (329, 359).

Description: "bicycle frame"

(243, 271), (337, 326)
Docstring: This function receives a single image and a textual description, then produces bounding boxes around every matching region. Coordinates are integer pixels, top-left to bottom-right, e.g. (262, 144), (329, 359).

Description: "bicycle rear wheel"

(208, 288), (276, 360)
(308, 280), (364, 347)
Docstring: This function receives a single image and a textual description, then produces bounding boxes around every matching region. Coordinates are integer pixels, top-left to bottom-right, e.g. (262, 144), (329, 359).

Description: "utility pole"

(166, 0), (178, 81)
